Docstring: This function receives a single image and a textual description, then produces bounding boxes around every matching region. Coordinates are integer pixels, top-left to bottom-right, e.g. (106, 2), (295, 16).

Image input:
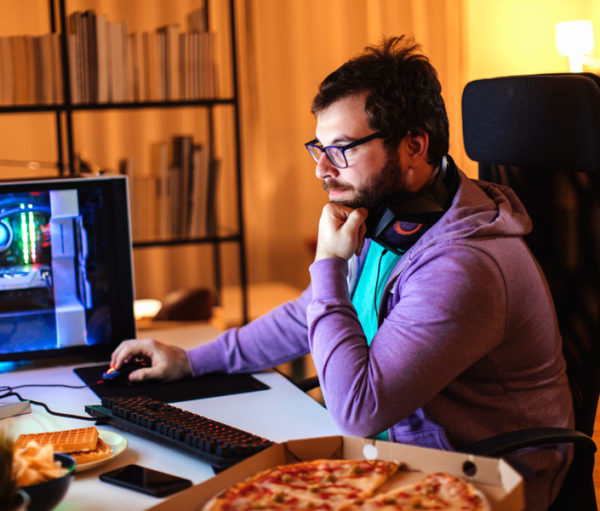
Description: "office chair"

(461, 72), (600, 510)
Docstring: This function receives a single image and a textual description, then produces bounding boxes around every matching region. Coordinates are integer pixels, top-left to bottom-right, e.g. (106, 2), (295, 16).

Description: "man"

(112, 36), (574, 510)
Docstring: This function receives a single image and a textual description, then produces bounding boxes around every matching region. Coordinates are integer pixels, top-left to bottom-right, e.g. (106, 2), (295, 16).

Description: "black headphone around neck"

(364, 155), (459, 255)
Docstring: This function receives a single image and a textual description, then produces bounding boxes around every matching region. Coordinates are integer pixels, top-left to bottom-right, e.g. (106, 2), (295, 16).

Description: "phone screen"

(100, 464), (193, 497)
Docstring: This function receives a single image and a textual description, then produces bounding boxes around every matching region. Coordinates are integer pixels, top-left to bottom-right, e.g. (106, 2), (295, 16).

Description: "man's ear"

(397, 130), (432, 192)
(403, 130), (429, 168)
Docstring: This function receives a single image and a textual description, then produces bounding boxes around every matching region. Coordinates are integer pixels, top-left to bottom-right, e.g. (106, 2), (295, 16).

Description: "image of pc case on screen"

(0, 187), (101, 354)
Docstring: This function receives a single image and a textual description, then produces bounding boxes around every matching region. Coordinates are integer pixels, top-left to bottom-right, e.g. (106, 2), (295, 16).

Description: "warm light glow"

(556, 20), (594, 72)
(134, 298), (163, 320)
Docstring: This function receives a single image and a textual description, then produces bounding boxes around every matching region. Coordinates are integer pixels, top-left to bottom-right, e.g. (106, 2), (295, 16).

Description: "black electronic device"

(0, 175), (135, 363)
(99, 464), (192, 497)
(365, 155), (459, 254)
(85, 395), (274, 470)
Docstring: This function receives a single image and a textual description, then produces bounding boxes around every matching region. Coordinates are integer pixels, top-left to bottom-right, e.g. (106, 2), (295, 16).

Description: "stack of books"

(67, 7), (218, 104)
(0, 34), (63, 105)
(122, 134), (220, 242)
(0, 6), (219, 106)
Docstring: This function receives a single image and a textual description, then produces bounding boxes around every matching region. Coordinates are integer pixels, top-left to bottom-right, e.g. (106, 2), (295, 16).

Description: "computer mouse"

(101, 356), (151, 384)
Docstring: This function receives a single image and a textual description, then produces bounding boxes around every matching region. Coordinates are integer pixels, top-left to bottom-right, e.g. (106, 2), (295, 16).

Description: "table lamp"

(556, 20), (594, 73)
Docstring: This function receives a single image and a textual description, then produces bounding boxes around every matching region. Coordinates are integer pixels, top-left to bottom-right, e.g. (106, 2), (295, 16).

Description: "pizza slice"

(341, 472), (490, 511)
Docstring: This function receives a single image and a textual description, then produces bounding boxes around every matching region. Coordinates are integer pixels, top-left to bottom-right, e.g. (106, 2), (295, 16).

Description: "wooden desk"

(0, 325), (339, 511)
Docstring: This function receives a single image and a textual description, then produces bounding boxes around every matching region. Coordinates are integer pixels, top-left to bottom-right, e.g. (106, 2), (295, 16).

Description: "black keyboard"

(85, 396), (274, 470)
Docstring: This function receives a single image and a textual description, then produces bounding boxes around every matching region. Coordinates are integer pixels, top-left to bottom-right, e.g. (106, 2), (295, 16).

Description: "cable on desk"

(1, 383), (88, 392)
(0, 385), (97, 422)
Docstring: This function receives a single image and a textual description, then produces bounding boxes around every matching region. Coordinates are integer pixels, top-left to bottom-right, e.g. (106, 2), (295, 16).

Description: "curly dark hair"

(311, 36), (449, 166)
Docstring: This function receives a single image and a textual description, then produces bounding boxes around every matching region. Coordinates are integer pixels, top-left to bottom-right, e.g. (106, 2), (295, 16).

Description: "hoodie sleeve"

(186, 286), (312, 376)
(307, 246), (507, 437)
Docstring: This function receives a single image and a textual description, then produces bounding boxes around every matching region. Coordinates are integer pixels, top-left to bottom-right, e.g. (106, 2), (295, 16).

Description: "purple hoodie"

(187, 168), (574, 510)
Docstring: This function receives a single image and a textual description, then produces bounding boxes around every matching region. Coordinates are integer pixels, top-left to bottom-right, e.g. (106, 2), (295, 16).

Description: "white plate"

(75, 430), (128, 472)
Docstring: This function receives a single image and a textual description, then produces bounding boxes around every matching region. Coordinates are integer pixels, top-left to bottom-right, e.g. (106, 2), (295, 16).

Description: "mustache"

(322, 179), (353, 192)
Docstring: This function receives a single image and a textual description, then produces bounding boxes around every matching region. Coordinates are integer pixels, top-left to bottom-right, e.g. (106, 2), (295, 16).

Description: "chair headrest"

(462, 73), (600, 173)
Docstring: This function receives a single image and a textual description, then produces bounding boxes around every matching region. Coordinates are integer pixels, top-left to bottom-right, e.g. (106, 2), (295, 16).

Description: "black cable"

(1, 385), (97, 422)
(374, 248), (388, 318)
(5, 383), (88, 391)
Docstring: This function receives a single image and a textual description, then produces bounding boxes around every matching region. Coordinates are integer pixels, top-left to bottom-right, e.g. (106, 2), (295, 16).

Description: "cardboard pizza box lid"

(147, 435), (525, 511)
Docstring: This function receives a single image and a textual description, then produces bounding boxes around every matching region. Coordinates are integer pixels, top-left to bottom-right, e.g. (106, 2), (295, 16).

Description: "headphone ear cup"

(393, 221), (423, 237)
(369, 217), (434, 255)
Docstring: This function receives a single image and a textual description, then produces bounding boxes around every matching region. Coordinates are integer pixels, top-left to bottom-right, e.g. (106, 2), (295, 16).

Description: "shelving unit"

(0, 0), (248, 323)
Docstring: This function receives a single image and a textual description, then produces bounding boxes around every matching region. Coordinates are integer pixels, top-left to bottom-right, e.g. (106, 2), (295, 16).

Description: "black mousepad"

(74, 363), (269, 403)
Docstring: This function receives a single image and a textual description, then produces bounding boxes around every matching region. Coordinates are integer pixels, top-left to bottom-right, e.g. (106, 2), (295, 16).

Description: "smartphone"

(100, 464), (192, 497)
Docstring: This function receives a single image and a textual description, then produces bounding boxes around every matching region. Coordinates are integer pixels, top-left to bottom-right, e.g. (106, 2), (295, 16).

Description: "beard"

(322, 150), (407, 210)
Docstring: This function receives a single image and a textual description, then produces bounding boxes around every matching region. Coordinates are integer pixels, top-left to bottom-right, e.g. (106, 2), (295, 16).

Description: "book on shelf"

(189, 143), (210, 238)
(157, 23), (180, 101)
(169, 134), (193, 237)
(151, 140), (170, 239)
(125, 134), (218, 243)
(120, 158), (149, 241)
(95, 13), (110, 102)
(142, 31), (159, 101)
(205, 157), (221, 236)
(67, 32), (79, 103)
(0, 38), (12, 104)
(128, 32), (142, 102)
(35, 33), (59, 104)
(11, 36), (30, 105)
(187, 6), (208, 33)
(68, 11), (85, 103)
(155, 27), (167, 101)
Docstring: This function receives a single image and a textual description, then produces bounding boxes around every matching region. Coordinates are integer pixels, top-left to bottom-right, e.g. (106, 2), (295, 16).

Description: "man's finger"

(343, 207), (368, 232)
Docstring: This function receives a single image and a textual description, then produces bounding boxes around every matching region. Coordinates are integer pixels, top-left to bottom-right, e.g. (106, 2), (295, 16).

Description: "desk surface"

(1, 325), (339, 511)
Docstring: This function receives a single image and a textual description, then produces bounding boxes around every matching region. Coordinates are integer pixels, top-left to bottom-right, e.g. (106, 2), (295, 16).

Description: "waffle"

(15, 426), (99, 453)
(69, 437), (112, 464)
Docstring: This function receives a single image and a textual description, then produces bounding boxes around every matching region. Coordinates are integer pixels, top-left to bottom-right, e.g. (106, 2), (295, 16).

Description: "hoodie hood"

(401, 165), (533, 256)
(435, 169), (533, 241)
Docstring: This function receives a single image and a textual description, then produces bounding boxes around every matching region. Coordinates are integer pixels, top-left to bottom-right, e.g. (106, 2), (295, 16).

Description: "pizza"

(203, 459), (489, 511)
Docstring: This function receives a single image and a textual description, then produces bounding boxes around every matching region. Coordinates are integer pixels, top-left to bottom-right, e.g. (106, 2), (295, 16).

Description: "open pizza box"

(148, 435), (525, 511)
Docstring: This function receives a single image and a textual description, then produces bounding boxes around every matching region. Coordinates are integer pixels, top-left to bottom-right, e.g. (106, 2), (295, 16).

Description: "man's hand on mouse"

(315, 203), (368, 261)
(110, 338), (192, 382)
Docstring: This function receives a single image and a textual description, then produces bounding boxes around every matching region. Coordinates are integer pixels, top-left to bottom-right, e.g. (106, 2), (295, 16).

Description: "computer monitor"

(0, 174), (136, 363)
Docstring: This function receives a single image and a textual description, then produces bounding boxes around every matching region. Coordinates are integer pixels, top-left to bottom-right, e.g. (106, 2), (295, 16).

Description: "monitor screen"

(0, 175), (136, 362)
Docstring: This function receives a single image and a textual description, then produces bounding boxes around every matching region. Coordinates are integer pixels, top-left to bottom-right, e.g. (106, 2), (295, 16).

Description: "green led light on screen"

(18, 203), (38, 264)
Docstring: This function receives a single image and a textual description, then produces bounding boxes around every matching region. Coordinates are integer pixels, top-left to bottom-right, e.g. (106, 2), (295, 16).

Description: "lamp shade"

(556, 20), (594, 58)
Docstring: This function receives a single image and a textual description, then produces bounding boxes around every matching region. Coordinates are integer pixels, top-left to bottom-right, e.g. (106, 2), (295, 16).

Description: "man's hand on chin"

(315, 203), (368, 261)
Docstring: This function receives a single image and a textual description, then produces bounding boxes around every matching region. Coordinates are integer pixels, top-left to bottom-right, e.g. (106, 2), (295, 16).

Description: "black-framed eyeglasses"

(304, 131), (385, 169)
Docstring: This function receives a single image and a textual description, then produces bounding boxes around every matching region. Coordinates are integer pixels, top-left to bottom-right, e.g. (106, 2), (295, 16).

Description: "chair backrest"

(462, 73), (600, 438)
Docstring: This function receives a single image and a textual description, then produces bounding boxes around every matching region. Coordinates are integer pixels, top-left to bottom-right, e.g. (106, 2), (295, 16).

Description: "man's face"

(313, 92), (406, 210)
